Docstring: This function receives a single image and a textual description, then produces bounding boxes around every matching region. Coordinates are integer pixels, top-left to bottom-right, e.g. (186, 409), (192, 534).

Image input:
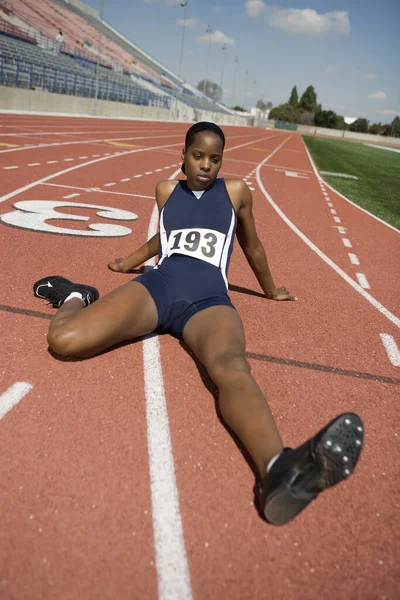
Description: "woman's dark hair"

(181, 122), (225, 175)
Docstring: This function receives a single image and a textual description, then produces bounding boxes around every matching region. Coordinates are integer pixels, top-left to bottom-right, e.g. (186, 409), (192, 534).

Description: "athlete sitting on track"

(33, 122), (364, 526)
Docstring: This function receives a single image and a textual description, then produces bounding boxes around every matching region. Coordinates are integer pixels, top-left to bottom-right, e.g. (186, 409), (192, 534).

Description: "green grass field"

(303, 136), (400, 230)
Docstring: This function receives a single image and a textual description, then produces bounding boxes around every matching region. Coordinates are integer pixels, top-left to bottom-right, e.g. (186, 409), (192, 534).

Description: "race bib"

(167, 228), (226, 267)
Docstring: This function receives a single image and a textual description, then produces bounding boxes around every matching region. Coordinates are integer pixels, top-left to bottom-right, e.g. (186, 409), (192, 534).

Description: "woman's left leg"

(182, 305), (283, 477)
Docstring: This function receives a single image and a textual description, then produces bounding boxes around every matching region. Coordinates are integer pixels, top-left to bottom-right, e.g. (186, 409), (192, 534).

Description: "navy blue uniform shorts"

(134, 266), (235, 338)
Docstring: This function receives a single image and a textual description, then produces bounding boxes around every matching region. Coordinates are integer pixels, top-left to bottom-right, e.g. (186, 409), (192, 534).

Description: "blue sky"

(83, 0), (399, 123)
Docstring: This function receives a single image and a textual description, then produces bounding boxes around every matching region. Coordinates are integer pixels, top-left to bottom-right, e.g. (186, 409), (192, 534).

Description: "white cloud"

(366, 73), (377, 80)
(367, 91), (387, 99)
(245, 0), (265, 17)
(376, 109), (399, 116)
(326, 66), (338, 73)
(214, 5), (223, 12)
(245, 2), (350, 36)
(177, 17), (198, 27)
(196, 30), (235, 46)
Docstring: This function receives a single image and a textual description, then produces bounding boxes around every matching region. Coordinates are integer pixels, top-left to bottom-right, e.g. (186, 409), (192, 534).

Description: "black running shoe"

(258, 413), (364, 526)
(33, 275), (99, 308)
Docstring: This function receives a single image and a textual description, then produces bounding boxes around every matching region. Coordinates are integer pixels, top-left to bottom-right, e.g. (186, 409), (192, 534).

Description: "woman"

(33, 122), (363, 526)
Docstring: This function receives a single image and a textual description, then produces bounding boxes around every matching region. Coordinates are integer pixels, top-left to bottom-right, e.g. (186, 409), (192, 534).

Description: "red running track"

(0, 114), (399, 600)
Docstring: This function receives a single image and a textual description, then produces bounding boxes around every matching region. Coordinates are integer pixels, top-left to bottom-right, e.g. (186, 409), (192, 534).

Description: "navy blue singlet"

(135, 178), (237, 337)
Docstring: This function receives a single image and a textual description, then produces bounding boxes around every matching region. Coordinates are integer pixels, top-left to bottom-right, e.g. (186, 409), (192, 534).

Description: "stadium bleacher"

(0, 0), (233, 115)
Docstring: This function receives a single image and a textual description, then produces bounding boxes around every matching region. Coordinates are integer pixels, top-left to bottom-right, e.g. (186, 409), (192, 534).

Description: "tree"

(197, 80), (222, 102)
(269, 103), (301, 123)
(232, 105), (246, 112)
(288, 86), (299, 108)
(390, 116), (400, 137)
(299, 111), (314, 126)
(256, 99), (273, 112)
(299, 85), (317, 112)
(349, 118), (369, 133)
(314, 109), (343, 129)
(368, 123), (382, 135)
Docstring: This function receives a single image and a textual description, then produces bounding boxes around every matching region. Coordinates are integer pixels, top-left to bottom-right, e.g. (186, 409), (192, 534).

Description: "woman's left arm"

(235, 181), (296, 301)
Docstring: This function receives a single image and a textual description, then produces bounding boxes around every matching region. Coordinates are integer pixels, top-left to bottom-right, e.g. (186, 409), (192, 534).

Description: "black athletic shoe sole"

(261, 413), (364, 526)
(33, 275), (99, 308)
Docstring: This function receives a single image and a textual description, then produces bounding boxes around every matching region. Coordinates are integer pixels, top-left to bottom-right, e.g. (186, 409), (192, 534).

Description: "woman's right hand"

(108, 258), (128, 273)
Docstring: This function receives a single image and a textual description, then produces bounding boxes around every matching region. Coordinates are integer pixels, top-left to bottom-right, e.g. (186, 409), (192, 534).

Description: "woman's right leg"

(47, 281), (158, 358)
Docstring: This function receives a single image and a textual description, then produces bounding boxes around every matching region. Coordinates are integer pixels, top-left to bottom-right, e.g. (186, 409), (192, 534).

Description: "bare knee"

(47, 325), (89, 358)
(207, 348), (251, 386)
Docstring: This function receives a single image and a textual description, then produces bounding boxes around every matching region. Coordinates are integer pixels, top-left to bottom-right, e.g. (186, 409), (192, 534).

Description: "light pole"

(94, 0), (104, 113)
(177, 1), (188, 81)
(204, 24), (212, 95)
(243, 70), (249, 108)
(220, 43), (227, 100)
(232, 56), (239, 105)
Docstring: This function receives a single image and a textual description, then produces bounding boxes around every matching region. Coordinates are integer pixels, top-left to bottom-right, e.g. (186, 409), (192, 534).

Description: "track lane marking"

(143, 165), (192, 600)
(356, 273), (370, 289)
(0, 382), (33, 420)
(256, 148), (400, 329)
(379, 334), (400, 367)
(349, 253), (360, 265)
(42, 182), (154, 199)
(303, 141), (400, 235)
(0, 141), (186, 207)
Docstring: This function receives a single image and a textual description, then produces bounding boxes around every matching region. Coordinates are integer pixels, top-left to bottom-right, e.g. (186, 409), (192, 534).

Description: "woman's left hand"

(271, 286), (297, 301)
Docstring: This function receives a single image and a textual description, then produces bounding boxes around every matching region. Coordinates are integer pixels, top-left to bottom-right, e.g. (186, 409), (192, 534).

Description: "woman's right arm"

(108, 232), (160, 273)
(108, 180), (178, 273)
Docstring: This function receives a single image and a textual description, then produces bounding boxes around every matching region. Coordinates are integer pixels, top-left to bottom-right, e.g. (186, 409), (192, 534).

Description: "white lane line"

(120, 178), (131, 182)
(42, 182), (154, 199)
(104, 182), (116, 187)
(63, 193), (80, 199)
(348, 253), (360, 265)
(379, 334), (400, 367)
(256, 154), (400, 329)
(0, 141), (184, 210)
(143, 166), (193, 600)
(342, 238), (352, 248)
(79, 156), (88, 159)
(3, 165), (18, 169)
(303, 142), (400, 235)
(64, 158), (74, 162)
(0, 382), (33, 420)
(328, 202), (334, 207)
(155, 168), (162, 172)
(28, 162), (40, 166)
(47, 160), (58, 164)
(333, 216), (341, 223)
(330, 209), (337, 214)
(356, 273), (370, 289)
(134, 174), (143, 178)
(338, 226), (347, 234)
(144, 171), (153, 175)
(92, 154), (101, 157)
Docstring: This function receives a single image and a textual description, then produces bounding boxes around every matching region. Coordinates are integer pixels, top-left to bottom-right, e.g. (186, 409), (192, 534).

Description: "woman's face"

(182, 131), (224, 191)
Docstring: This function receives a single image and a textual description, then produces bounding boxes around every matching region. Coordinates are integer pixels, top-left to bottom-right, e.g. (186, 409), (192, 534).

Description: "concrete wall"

(0, 87), (248, 126)
(294, 122), (400, 147)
